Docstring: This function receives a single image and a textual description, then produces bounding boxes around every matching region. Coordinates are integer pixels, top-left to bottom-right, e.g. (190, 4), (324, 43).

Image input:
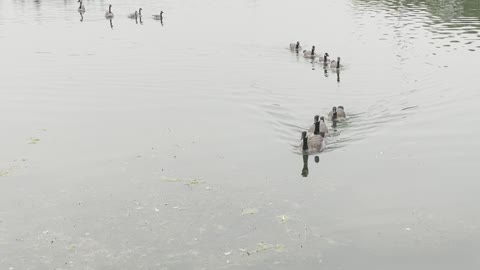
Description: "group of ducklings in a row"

(76, 1), (164, 21)
(300, 106), (346, 152)
(290, 41), (342, 69)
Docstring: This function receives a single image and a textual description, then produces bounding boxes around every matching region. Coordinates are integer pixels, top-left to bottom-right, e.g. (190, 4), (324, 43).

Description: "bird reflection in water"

(336, 69), (340, 82)
(301, 154), (320, 177)
(79, 11), (84, 22)
(301, 154), (309, 177)
(109, 18), (113, 29)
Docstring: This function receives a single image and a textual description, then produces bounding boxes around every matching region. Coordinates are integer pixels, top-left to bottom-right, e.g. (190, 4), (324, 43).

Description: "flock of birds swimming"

(289, 41), (343, 69)
(288, 41), (346, 154)
(300, 106), (346, 153)
(76, 1), (164, 23)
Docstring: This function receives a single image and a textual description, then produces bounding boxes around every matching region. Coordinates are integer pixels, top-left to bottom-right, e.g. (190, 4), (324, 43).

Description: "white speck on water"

(154, 208), (160, 212)
(405, 228), (411, 231)
(224, 250), (233, 256)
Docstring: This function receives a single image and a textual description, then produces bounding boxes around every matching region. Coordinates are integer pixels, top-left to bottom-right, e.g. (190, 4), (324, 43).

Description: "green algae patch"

(185, 179), (205, 186)
(0, 170), (9, 177)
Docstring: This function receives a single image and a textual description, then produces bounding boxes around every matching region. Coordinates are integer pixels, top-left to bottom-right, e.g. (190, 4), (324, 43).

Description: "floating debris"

(241, 242), (285, 255)
(159, 177), (205, 186)
(241, 208), (259, 215)
(27, 137), (40, 144)
(185, 179), (205, 186)
(224, 250), (233, 256)
(0, 170), (9, 177)
(159, 177), (182, 182)
(277, 215), (289, 223)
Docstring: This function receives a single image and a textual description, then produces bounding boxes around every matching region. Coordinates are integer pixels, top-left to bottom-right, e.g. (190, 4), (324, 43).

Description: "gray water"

(1, 0), (480, 268)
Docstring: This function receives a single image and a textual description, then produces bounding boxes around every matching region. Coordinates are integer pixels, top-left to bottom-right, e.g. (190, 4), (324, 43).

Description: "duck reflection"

(301, 154), (309, 177)
(79, 11), (84, 22)
(109, 18), (113, 29)
(336, 69), (341, 82)
(301, 154), (320, 177)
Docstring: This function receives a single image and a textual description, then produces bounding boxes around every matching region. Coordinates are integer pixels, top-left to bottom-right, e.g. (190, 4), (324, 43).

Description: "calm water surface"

(1, 0), (480, 269)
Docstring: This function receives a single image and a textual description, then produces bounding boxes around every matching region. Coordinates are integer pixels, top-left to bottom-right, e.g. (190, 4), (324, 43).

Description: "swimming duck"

(128, 10), (138, 19)
(328, 106), (346, 121)
(77, 0), (85, 12)
(337, 106), (346, 118)
(153, 11), (164, 20)
(303, 46), (317, 58)
(105, 4), (114, 18)
(330, 57), (341, 69)
(289, 41), (302, 51)
(300, 131), (323, 152)
(319, 53), (330, 63)
(328, 106), (338, 121)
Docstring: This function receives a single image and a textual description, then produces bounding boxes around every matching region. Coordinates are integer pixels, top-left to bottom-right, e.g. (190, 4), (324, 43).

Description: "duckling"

(289, 41), (302, 51)
(330, 57), (341, 69)
(77, 0), (85, 12)
(128, 10), (138, 19)
(153, 11), (164, 20)
(105, 4), (114, 18)
(303, 46), (318, 58)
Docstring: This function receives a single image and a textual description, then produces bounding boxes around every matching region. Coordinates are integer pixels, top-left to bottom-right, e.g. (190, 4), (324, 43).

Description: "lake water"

(1, 0), (480, 268)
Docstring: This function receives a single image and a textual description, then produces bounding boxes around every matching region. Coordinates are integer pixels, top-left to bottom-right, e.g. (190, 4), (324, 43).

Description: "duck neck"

(109, 6), (112, 13)
(324, 55), (327, 62)
(314, 122), (320, 135)
(311, 47), (315, 56)
(337, 58), (340, 69)
(302, 137), (309, 150)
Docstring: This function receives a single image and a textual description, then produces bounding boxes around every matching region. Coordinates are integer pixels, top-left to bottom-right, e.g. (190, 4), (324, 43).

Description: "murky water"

(1, 0), (480, 268)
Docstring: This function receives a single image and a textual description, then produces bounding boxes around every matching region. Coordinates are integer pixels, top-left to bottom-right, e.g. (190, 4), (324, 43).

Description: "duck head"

(314, 115), (319, 123)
